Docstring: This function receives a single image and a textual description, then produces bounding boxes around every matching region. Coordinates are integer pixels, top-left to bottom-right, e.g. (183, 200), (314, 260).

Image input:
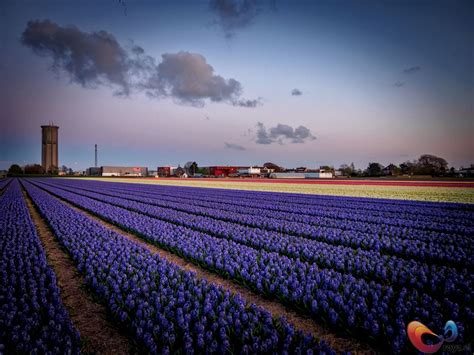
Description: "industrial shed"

(86, 167), (101, 176)
(207, 166), (241, 177)
(157, 166), (178, 177)
(237, 167), (262, 177)
(101, 166), (148, 177)
(269, 172), (333, 179)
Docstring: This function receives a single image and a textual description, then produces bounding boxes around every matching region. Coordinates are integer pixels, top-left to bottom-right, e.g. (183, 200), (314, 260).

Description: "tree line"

(339, 154), (451, 177)
(6, 164), (72, 176)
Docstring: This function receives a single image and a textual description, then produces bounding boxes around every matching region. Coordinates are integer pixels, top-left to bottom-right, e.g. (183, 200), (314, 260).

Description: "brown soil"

(22, 187), (136, 355)
(0, 179), (11, 195)
(42, 188), (376, 354)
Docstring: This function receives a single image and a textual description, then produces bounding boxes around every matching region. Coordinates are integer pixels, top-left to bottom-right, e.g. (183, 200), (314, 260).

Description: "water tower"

(41, 123), (59, 173)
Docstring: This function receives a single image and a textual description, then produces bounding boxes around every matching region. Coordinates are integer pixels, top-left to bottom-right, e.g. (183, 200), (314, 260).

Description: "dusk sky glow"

(1, 0), (473, 170)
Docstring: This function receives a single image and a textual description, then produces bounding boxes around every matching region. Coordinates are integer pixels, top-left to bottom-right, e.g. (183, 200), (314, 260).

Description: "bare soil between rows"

(36, 184), (377, 354)
(22, 186), (137, 355)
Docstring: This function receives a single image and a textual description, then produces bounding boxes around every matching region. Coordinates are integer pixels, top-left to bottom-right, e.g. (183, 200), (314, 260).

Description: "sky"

(1, 0), (473, 171)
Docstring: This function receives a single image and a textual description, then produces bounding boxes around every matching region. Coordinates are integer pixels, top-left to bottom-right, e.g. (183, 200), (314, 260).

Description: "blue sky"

(1, 0), (473, 170)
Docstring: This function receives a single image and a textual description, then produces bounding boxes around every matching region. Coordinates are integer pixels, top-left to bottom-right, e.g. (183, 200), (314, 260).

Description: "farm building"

(459, 166), (474, 177)
(101, 166), (148, 177)
(206, 166), (243, 177)
(157, 166), (178, 177)
(86, 167), (101, 176)
(269, 171), (333, 179)
(237, 167), (261, 176)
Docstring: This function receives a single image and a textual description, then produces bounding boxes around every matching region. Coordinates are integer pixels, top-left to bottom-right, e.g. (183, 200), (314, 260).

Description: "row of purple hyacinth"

(22, 179), (331, 354)
(50, 178), (474, 234)
(36, 179), (473, 270)
(27, 179), (470, 353)
(0, 180), (81, 353)
(33, 178), (473, 307)
(84, 178), (474, 215)
(0, 177), (11, 191)
(46, 179), (474, 251)
(100, 182), (474, 236)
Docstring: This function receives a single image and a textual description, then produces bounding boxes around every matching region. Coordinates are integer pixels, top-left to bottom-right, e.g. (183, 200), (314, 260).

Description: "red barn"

(207, 166), (241, 177)
(157, 166), (172, 177)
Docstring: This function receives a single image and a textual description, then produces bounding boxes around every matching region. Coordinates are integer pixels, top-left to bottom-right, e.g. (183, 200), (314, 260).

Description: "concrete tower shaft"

(41, 124), (59, 173)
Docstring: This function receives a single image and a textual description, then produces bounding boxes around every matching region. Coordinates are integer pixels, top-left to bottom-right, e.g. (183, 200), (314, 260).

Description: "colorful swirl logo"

(407, 320), (458, 353)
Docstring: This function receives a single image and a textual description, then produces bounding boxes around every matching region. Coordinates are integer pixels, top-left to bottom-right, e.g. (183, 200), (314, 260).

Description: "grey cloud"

(403, 66), (421, 74)
(255, 122), (316, 145)
(22, 20), (260, 107)
(209, 0), (276, 38)
(293, 125), (315, 143)
(146, 51), (246, 106)
(224, 142), (246, 150)
(141, 51), (260, 107)
(131, 45), (144, 55)
(209, 0), (262, 38)
(291, 88), (302, 96)
(255, 122), (273, 144)
(234, 98), (262, 107)
(117, 0), (128, 16)
(394, 81), (406, 87)
(21, 19), (141, 96)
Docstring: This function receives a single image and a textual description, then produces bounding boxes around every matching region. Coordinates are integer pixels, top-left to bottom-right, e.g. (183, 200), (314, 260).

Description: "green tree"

(24, 164), (45, 174)
(400, 161), (416, 175)
(8, 164), (23, 175)
(339, 164), (353, 176)
(263, 162), (284, 172)
(383, 163), (401, 176)
(366, 162), (383, 177)
(416, 154), (448, 176)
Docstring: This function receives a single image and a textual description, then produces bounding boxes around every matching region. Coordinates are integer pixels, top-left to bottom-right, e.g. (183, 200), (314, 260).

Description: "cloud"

(224, 142), (246, 150)
(291, 88), (302, 96)
(21, 20), (260, 107)
(403, 66), (421, 74)
(393, 81), (406, 87)
(209, 0), (276, 38)
(117, 0), (128, 16)
(145, 51), (246, 106)
(255, 122), (316, 144)
(255, 122), (273, 144)
(21, 19), (147, 96)
(234, 98), (262, 107)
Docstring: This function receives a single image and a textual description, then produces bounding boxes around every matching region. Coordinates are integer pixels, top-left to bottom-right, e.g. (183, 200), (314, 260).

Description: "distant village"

(3, 125), (474, 179)
(84, 163), (334, 179)
(82, 158), (474, 179)
(6, 159), (474, 180)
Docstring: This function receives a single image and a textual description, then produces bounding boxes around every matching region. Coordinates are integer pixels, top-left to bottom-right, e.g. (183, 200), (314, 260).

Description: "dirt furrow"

(22, 186), (136, 355)
(35, 183), (376, 354)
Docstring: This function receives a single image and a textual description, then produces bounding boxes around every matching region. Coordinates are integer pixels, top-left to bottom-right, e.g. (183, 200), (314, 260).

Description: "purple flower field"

(1, 177), (473, 353)
(0, 180), (81, 353)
